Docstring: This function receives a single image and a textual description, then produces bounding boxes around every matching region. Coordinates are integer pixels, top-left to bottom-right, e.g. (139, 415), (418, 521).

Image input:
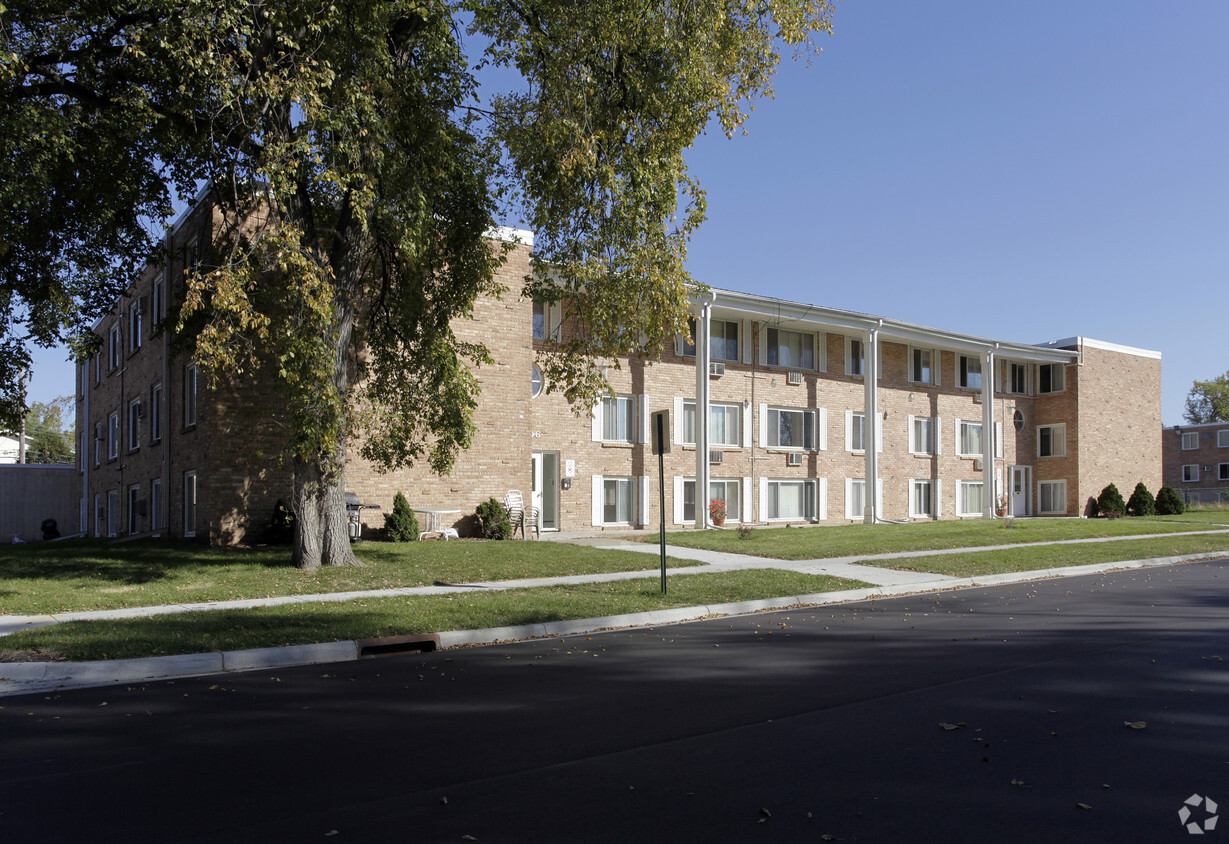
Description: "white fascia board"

(484, 226), (535, 247)
(1045, 336), (1161, 360)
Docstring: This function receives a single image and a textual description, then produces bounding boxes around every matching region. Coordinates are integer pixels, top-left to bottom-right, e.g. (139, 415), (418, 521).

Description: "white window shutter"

(759, 477), (769, 522)
(844, 410), (854, 452)
(549, 303), (563, 341)
(955, 418), (963, 455)
(742, 402), (753, 448)
(592, 400), (603, 442)
(742, 319), (753, 364)
(817, 332), (827, 373)
(638, 395), (649, 444)
(674, 335), (684, 357)
(759, 404), (768, 448)
(936, 479), (943, 519)
(758, 326), (768, 367)
(592, 476), (604, 526)
(673, 396), (685, 444)
(933, 349), (942, 385)
(876, 414), (884, 452)
(639, 476), (650, 527)
(845, 478), (855, 520)
(907, 479), (916, 518)
(907, 415), (916, 453)
(818, 477), (828, 521)
(995, 421), (1004, 458)
(742, 477), (752, 521)
(876, 478), (884, 515)
(936, 416), (943, 455)
(673, 476), (685, 524)
(876, 343), (883, 381)
(819, 408), (828, 451)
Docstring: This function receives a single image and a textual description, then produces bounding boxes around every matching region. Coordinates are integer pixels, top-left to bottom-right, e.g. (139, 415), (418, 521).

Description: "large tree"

(2, 0), (835, 567)
(1184, 372), (1229, 424)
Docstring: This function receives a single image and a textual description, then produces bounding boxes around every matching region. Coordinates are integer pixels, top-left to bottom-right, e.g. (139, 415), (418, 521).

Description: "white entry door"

(1010, 465), (1030, 516)
(532, 452), (560, 531)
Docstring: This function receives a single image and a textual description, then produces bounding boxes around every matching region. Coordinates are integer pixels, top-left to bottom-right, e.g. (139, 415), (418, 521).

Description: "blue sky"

(24, 1), (1228, 426)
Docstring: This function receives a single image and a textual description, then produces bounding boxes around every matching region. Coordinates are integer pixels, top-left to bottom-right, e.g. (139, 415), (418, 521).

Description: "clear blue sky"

(24, 0), (1228, 427)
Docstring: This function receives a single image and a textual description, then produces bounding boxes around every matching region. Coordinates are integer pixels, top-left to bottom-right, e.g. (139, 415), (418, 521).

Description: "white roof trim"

(1046, 336), (1162, 360)
(485, 226), (534, 247)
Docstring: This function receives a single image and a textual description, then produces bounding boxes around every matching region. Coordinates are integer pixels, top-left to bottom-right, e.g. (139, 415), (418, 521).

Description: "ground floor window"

(603, 477), (634, 525)
(128, 484), (141, 535)
(957, 480), (984, 516)
(1220, 464), (1229, 481)
(1038, 480), (1067, 514)
(1182, 464), (1199, 482)
(846, 478), (866, 520)
(150, 479), (162, 531)
(681, 478), (742, 523)
(910, 480), (935, 518)
(184, 471), (197, 537)
(106, 489), (118, 537)
(768, 479), (816, 521)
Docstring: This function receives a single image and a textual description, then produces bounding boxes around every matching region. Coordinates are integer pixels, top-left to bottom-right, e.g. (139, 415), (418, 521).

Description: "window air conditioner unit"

(787, 370), (803, 385)
(973, 393), (982, 403)
(973, 458), (983, 471)
(787, 452), (803, 467)
(709, 362), (725, 377)
(709, 450), (723, 464)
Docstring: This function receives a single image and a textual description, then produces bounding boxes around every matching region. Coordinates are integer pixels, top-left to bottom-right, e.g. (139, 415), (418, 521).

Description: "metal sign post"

(650, 409), (670, 595)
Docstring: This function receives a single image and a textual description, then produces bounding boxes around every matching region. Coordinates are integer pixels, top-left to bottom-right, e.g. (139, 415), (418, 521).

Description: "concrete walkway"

(3, 530), (1228, 696)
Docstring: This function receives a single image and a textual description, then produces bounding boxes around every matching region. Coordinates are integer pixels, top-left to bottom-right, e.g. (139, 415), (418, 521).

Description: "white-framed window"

(766, 406), (817, 450)
(93, 350), (101, 385)
(848, 412), (866, 452)
(1013, 409), (1025, 433)
(600, 394), (636, 443)
(1182, 464), (1199, 482)
(958, 355), (982, 390)
(679, 478), (743, 523)
(150, 478), (162, 531)
(765, 327), (816, 370)
(1181, 431), (1199, 450)
(150, 383), (162, 443)
(682, 318), (741, 362)
(1037, 423), (1066, 458)
(531, 299), (562, 342)
(107, 411), (119, 459)
(183, 470), (197, 537)
(767, 479), (816, 521)
(184, 363), (198, 427)
(94, 421), (103, 467)
(129, 301), (142, 352)
(846, 337), (864, 377)
(846, 478), (866, 520)
(909, 480), (935, 518)
(1219, 464), (1229, 481)
(956, 419), (983, 457)
(531, 364), (544, 398)
(1038, 480), (1067, 515)
(532, 300), (546, 339)
(152, 275), (164, 324)
(1219, 430), (1229, 448)
(128, 398), (142, 451)
(94, 493), (102, 538)
(957, 480), (984, 516)
(108, 323), (121, 371)
(681, 401), (742, 448)
(128, 484), (141, 535)
(106, 489), (118, 537)
(602, 477), (635, 525)
(1005, 361), (1028, 395)
(1038, 362), (1065, 394)
(908, 347), (933, 384)
(908, 415), (935, 455)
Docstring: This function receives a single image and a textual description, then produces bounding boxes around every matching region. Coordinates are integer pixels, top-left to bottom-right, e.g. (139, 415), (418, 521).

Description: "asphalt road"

(3, 558), (1228, 843)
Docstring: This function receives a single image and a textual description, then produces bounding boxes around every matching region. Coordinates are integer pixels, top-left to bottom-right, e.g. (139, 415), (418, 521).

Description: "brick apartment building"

(1162, 422), (1229, 505)
(74, 200), (1164, 542)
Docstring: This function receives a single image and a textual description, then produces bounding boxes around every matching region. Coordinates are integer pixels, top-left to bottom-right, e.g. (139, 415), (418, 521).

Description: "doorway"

(531, 451), (560, 531)
(1010, 465), (1031, 516)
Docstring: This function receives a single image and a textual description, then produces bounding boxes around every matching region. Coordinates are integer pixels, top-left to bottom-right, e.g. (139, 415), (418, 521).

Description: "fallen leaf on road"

(1124, 721), (1147, 730)
(939, 722), (963, 730)
(1077, 803), (1092, 810)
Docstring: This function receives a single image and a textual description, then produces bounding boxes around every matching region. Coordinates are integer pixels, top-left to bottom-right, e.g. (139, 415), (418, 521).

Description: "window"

(1006, 362), (1028, 395)
(94, 421), (103, 467)
(1219, 464), (1229, 481)
(108, 324), (121, 371)
(683, 319), (741, 362)
(150, 383), (162, 442)
(1037, 423), (1066, 458)
(846, 478), (866, 520)
(766, 327), (815, 370)
(908, 416), (935, 455)
(1181, 431), (1199, 450)
(1182, 464), (1199, 482)
(184, 471), (197, 537)
(129, 301), (142, 352)
(532, 300), (546, 340)
(128, 399), (142, 451)
(1038, 363), (1065, 394)
(531, 364), (544, 398)
(848, 412), (866, 452)
(910, 480), (934, 518)
(602, 477), (634, 524)
(682, 401), (742, 448)
(958, 480), (984, 516)
(94, 351), (101, 385)
(909, 348), (933, 384)
(1219, 430), (1229, 448)
(107, 411), (119, 460)
(957, 420), (983, 457)
(128, 484), (141, 535)
(958, 355), (982, 390)
(767, 407), (816, 450)
(106, 489), (118, 537)
(150, 479), (162, 531)
(1013, 409), (1025, 433)
(767, 479), (816, 521)
(600, 395), (635, 442)
(681, 479), (742, 523)
(1038, 480), (1067, 515)
(152, 275), (164, 325)
(184, 363), (198, 427)
(94, 493), (102, 538)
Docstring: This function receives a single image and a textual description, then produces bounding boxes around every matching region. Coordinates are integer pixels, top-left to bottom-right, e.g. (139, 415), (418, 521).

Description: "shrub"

(476, 497), (513, 540)
(1096, 483), (1126, 519)
(1125, 482), (1156, 517)
(264, 499), (296, 544)
(736, 524), (754, 540)
(383, 492), (420, 542)
(1155, 485), (1186, 515)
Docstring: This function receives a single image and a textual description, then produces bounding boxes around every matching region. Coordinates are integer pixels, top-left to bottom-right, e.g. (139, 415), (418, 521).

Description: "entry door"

(1010, 466), (1030, 516)
(531, 452), (560, 531)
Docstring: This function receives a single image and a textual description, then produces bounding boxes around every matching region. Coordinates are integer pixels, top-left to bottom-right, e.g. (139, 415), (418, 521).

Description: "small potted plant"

(708, 498), (727, 527)
(995, 494), (1009, 518)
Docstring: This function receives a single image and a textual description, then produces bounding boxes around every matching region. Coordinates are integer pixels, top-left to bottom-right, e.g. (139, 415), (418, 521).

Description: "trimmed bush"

(264, 499), (296, 544)
(475, 497), (513, 540)
(1097, 483), (1126, 519)
(383, 492), (420, 542)
(1155, 485), (1186, 516)
(1125, 482), (1156, 517)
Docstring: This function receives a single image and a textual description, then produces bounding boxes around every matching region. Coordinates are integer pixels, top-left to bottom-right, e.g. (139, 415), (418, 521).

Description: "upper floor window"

(150, 383), (163, 443)
(909, 415), (935, 455)
(107, 411), (119, 459)
(1181, 431), (1199, 450)
(532, 300), (546, 340)
(846, 337), (864, 377)
(681, 401), (742, 448)
(184, 363), (198, 428)
(108, 324), (121, 371)
(152, 275), (164, 325)
(1038, 362), (1065, 394)
(129, 301), (142, 352)
(128, 399), (142, 451)
(1037, 423), (1066, 458)
(958, 355), (982, 390)
(766, 406), (816, 450)
(1220, 430), (1229, 448)
(599, 394), (636, 443)
(683, 319), (740, 362)
(909, 348), (933, 384)
(957, 419), (983, 457)
(1005, 362), (1028, 395)
(766, 328), (815, 370)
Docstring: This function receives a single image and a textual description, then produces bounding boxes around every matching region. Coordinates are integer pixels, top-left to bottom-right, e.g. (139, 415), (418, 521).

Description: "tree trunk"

(292, 450), (359, 569)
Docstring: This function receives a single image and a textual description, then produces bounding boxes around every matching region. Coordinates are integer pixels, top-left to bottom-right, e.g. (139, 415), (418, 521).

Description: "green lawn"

(658, 516), (1229, 560)
(0, 570), (867, 662)
(0, 539), (699, 615)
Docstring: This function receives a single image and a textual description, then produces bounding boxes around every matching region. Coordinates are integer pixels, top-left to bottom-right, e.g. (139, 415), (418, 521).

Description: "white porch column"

(863, 324), (880, 523)
(695, 292), (715, 528)
(981, 347), (996, 518)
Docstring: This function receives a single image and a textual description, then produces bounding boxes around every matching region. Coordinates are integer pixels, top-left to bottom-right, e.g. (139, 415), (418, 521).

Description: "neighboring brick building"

(1162, 421), (1229, 506)
(74, 202), (1164, 541)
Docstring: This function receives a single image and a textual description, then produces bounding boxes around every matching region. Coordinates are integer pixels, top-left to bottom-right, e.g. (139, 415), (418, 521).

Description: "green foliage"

(1155, 485), (1186, 515)
(1183, 372), (1229, 424)
(1125, 482), (1156, 517)
(264, 499), (296, 544)
(1096, 483), (1126, 519)
(475, 497), (513, 540)
(8, 398), (75, 463)
(383, 492), (420, 542)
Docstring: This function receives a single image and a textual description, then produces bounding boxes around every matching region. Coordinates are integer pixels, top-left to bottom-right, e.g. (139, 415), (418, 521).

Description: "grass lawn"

(867, 533), (1229, 578)
(0, 539), (700, 615)
(658, 515), (1229, 560)
(0, 570), (868, 662)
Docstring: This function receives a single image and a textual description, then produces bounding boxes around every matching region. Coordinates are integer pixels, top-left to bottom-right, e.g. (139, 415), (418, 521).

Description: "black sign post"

(650, 409), (670, 595)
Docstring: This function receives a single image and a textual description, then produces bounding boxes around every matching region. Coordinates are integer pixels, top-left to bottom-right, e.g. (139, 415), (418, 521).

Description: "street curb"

(2, 551), (1226, 696)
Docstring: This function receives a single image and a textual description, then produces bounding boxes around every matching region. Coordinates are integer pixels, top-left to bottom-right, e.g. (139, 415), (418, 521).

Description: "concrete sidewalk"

(3, 532), (1228, 696)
